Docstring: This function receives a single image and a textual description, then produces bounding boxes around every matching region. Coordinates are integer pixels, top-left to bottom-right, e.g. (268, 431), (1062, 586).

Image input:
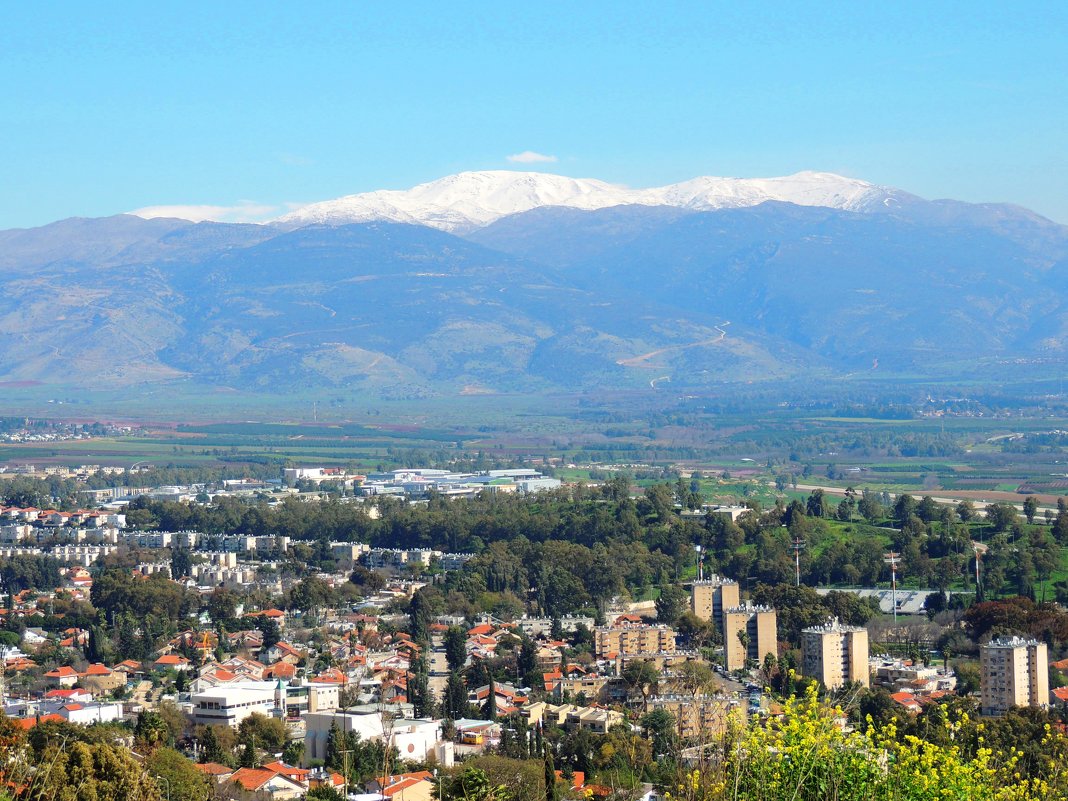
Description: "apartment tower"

(690, 575), (740, 631)
(723, 604), (778, 672)
(800, 617), (870, 689)
(980, 636), (1048, 716)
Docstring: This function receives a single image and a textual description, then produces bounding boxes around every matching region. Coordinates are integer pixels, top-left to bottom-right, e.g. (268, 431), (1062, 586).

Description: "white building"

(190, 683), (282, 727)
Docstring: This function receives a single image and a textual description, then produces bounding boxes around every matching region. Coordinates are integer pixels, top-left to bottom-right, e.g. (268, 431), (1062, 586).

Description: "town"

(0, 458), (1063, 801)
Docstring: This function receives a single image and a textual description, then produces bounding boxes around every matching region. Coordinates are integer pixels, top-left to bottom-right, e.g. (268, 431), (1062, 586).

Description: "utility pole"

(694, 544), (703, 582)
(883, 552), (900, 622)
(340, 748), (353, 800)
(791, 537), (805, 587)
(973, 544), (983, 592)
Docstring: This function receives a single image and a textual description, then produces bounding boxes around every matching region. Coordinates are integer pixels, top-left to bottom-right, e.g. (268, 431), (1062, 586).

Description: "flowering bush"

(668, 685), (1064, 801)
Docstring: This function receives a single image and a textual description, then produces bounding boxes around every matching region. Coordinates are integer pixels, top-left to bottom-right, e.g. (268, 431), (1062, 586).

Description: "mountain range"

(2, 170), (1067, 401)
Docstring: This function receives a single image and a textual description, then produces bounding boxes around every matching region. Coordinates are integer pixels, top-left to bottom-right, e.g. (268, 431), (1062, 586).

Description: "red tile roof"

(44, 666), (79, 678)
(13, 714), (64, 730)
(195, 762), (234, 776)
(230, 768), (279, 791)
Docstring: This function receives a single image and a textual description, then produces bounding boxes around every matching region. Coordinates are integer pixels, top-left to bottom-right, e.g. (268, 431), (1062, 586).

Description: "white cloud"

(278, 152), (314, 167)
(128, 201), (279, 224)
(506, 150), (558, 164)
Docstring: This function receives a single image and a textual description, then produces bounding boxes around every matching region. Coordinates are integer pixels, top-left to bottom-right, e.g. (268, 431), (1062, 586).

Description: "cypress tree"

(483, 675), (497, 721)
(544, 749), (559, 801)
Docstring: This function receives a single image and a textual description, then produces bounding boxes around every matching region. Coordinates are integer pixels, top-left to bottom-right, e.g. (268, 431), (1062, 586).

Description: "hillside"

(2, 172), (1067, 402)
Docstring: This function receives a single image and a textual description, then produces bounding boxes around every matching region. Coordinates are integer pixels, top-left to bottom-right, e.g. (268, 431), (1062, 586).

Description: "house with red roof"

(114, 659), (145, 676)
(153, 653), (193, 672)
(80, 662), (125, 694)
(309, 667), (348, 686)
(12, 713), (64, 730)
(5, 656), (37, 672)
(889, 691), (923, 713)
(244, 609), (286, 629)
(366, 771), (435, 801)
(194, 762), (235, 783)
(44, 688), (92, 704)
(261, 761), (310, 785)
(43, 665), (80, 688)
(227, 767), (305, 801)
(264, 661), (297, 681)
(554, 770), (586, 792)
(263, 642), (305, 665)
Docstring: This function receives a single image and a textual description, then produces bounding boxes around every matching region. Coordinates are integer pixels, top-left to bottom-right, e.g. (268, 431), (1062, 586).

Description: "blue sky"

(2, 2), (1066, 227)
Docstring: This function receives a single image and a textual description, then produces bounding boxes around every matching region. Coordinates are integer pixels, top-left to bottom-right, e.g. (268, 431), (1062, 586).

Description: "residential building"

(646, 695), (742, 740)
(304, 708), (386, 763)
(980, 636), (1049, 716)
(690, 576), (740, 630)
(190, 684), (281, 728)
(723, 604), (777, 672)
(801, 618), (870, 689)
(594, 623), (676, 659)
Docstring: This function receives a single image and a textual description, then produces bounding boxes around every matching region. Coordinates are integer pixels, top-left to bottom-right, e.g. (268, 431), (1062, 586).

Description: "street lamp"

(154, 775), (171, 801)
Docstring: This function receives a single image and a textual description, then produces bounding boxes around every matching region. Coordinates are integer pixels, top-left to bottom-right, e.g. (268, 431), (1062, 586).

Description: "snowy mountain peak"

(130, 170), (909, 231)
(275, 170), (907, 232)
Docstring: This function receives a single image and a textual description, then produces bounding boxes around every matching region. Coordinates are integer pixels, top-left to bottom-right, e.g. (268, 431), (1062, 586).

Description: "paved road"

(428, 634), (448, 701)
(132, 680), (154, 705)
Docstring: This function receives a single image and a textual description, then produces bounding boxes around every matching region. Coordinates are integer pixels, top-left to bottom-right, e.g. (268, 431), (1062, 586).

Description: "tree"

(806, 489), (828, 518)
(307, 786), (346, 801)
(409, 661), (432, 718)
(640, 708), (677, 757)
(1024, 496), (1039, 525)
(986, 503), (1019, 533)
(206, 588), (238, 624)
(170, 547), (193, 580)
(737, 628), (752, 669)
(676, 660), (715, 697)
(893, 494), (917, 528)
(287, 575), (337, 614)
(238, 712), (287, 752)
(655, 584), (688, 625)
(147, 746), (212, 801)
(444, 626), (468, 672)
(282, 739), (304, 766)
(25, 740), (163, 801)
(859, 491), (884, 523)
(544, 750), (559, 801)
(135, 709), (172, 751)
(484, 675), (498, 721)
(325, 722), (343, 771)
(409, 589), (432, 643)
(444, 670), (468, 719)
(198, 724), (230, 765)
(157, 699), (188, 744)
(239, 736), (258, 768)
(622, 659), (658, 712)
(257, 617), (281, 651)
(437, 766), (513, 801)
(93, 568), (198, 621)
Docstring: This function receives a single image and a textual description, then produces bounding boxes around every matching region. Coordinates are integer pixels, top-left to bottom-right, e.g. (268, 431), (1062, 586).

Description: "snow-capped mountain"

(271, 170), (913, 232)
